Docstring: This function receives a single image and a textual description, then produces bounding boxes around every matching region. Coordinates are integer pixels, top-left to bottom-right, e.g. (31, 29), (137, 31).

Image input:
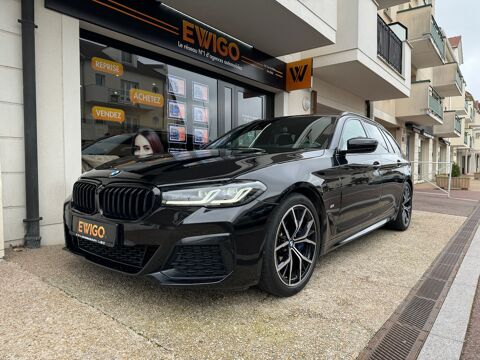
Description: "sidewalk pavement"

(0, 259), (172, 359)
(413, 187), (480, 360)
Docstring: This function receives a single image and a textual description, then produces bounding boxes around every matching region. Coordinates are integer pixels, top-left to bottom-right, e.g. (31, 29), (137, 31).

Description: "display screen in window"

(80, 38), (218, 172)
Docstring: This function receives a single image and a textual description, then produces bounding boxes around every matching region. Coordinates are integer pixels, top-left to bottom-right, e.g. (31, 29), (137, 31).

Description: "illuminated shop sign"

(129, 89), (165, 108)
(90, 57), (124, 76)
(286, 58), (313, 91)
(91, 106), (125, 123)
(45, 0), (286, 90)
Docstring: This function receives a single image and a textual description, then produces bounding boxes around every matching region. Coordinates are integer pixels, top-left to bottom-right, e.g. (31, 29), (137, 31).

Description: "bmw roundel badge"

(110, 169), (121, 177)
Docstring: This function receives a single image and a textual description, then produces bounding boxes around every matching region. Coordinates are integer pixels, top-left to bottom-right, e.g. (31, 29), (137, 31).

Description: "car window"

(362, 122), (389, 154)
(339, 119), (367, 151)
(382, 129), (402, 156)
(207, 116), (336, 151)
(298, 119), (336, 149)
(229, 129), (263, 148)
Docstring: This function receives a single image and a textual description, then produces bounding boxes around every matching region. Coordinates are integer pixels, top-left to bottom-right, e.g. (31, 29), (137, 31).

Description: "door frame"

(217, 80), (274, 136)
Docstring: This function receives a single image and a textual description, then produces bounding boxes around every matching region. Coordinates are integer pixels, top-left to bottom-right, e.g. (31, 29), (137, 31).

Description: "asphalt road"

(1, 210), (465, 359)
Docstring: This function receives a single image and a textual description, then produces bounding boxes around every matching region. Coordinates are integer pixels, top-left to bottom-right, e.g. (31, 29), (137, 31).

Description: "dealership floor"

(0, 208), (466, 360)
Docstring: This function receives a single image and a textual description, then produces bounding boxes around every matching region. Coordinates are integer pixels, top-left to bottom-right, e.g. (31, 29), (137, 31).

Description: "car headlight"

(161, 181), (266, 207)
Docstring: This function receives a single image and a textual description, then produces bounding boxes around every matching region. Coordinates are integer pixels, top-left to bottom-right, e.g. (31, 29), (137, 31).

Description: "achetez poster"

(168, 124), (187, 143)
(168, 100), (187, 120)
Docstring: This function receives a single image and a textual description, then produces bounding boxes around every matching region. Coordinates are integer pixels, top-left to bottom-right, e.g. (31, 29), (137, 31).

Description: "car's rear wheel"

(259, 194), (320, 297)
(387, 182), (412, 231)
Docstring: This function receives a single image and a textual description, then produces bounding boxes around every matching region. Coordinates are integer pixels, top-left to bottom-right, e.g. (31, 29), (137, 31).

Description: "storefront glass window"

(238, 90), (264, 126)
(80, 38), (218, 171)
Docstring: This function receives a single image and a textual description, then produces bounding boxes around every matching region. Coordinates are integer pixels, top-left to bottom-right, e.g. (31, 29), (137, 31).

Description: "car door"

(380, 128), (408, 216)
(361, 121), (397, 217)
(334, 118), (383, 237)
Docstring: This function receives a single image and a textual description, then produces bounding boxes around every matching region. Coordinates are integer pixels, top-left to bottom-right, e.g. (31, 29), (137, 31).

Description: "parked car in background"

(65, 113), (412, 297)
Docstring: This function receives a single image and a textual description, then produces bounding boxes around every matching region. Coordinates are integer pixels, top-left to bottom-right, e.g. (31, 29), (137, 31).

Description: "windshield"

(206, 116), (337, 151)
(82, 134), (133, 155)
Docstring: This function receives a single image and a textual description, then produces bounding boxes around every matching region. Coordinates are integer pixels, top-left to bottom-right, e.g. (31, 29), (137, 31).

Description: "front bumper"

(64, 199), (276, 289)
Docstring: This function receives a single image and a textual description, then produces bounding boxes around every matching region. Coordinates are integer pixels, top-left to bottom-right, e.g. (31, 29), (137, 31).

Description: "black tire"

(387, 182), (412, 231)
(259, 193), (320, 297)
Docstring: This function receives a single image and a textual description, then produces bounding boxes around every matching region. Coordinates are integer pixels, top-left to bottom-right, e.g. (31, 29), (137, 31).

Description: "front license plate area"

(72, 216), (117, 247)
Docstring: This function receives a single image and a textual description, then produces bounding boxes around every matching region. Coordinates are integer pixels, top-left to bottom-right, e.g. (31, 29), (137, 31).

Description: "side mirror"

(345, 137), (378, 154)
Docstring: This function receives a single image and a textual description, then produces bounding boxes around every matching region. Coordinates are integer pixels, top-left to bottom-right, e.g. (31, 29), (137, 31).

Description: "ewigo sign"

(182, 20), (240, 61)
(45, 0), (286, 90)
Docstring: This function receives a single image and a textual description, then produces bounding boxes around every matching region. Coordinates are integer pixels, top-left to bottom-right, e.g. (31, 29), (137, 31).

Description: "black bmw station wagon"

(64, 113), (412, 297)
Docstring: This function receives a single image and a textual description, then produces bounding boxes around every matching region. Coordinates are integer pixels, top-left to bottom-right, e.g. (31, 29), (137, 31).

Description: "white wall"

(314, 79), (366, 114)
(0, 160), (4, 258)
(0, 0), (82, 247)
(0, 0), (25, 248)
(35, 1), (82, 245)
(286, 0), (337, 41)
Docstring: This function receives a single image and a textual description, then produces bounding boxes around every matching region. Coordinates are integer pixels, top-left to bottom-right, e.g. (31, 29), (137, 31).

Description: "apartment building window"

(120, 80), (139, 103)
(121, 51), (133, 64)
(95, 73), (105, 86)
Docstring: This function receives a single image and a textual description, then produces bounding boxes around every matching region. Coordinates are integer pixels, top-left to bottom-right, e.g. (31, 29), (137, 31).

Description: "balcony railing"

(455, 115), (462, 134)
(455, 69), (463, 91)
(431, 16), (445, 59)
(429, 86), (443, 119)
(377, 16), (403, 73)
(108, 88), (130, 104)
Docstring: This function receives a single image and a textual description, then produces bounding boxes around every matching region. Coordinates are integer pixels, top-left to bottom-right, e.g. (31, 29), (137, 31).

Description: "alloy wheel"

(274, 205), (317, 286)
(402, 184), (412, 227)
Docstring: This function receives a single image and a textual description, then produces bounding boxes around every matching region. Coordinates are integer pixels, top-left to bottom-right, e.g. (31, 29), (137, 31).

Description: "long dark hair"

(132, 129), (164, 154)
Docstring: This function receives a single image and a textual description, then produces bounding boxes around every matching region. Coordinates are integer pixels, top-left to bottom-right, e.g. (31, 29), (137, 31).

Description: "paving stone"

(418, 334), (464, 360)
(430, 283), (477, 342)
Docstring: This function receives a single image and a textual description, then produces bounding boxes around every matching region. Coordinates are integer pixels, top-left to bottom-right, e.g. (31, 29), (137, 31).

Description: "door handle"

(373, 161), (380, 169)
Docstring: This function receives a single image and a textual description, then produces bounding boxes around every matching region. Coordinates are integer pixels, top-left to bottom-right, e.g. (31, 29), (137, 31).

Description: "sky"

(436, 0), (479, 99)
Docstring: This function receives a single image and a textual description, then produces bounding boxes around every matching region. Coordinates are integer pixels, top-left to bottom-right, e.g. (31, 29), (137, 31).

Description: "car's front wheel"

(259, 194), (320, 297)
(387, 181), (412, 231)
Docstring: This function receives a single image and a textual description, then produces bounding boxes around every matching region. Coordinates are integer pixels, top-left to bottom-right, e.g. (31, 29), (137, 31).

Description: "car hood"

(81, 149), (325, 186)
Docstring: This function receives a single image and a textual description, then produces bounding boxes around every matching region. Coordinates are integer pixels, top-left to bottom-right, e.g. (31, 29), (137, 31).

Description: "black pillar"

(20, 0), (41, 248)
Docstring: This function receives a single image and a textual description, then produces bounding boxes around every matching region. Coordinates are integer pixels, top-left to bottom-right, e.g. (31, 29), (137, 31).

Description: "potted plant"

(436, 163), (470, 190)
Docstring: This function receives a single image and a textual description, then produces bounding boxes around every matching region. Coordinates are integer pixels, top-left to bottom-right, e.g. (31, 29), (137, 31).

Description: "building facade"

(375, 0), (479, 182)
(0, 0), (475, 255)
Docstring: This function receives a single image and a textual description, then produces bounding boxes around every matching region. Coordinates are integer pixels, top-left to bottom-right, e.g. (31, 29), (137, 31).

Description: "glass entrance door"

(218, 81), (272, 136)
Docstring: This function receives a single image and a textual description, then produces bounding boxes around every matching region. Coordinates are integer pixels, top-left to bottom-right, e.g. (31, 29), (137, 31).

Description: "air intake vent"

(164, 245), (226, 278)
(99, 185), (156, 220)
(72, 181), (97, 214)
